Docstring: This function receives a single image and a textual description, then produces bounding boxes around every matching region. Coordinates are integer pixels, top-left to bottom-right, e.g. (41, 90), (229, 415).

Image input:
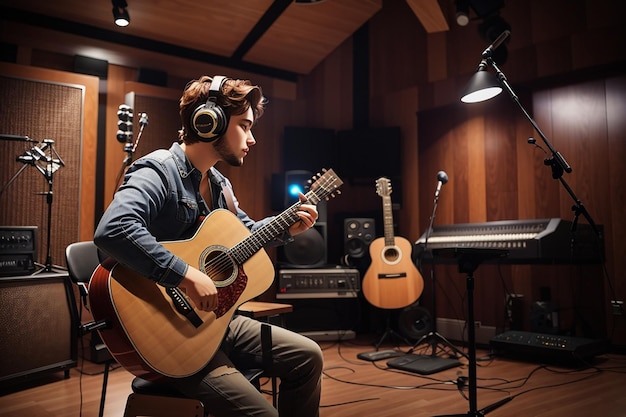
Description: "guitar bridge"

(377, 272), (407, 279)
(166, 287), (203, 328)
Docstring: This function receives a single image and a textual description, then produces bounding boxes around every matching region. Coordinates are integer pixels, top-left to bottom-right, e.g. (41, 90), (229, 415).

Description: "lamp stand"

(484, 56), (601, 238)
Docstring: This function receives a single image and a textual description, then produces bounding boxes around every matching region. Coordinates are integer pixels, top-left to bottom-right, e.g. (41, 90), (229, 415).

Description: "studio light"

(460, 60), (502, 103)
(455, 0), (470, 26)
(112, 0), (130, 27)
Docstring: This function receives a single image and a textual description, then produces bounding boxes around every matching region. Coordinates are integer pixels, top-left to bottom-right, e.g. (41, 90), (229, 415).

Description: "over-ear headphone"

(190, 76), (228, 142)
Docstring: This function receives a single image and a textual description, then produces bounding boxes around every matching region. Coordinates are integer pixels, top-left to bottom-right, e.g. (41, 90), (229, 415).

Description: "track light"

(455, 0), (470, 26)
(460, 60), (502, 103)
(112, 0), (130, 27)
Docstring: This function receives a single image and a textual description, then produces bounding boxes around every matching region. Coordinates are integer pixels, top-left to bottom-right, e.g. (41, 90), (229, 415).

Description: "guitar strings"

(202, 172), (338, 281)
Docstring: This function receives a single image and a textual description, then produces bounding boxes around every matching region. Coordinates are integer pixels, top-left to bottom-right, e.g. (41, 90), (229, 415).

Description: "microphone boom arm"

(484, 57), (600, 238)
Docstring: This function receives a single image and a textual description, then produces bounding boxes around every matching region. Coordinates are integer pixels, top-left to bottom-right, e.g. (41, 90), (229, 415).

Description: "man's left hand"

(288, 192), (318, 236)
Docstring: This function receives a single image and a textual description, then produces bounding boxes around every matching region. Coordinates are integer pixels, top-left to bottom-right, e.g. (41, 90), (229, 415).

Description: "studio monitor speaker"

(344, 218), (375, 258)
(0, 272), (78, 387)
(279, 222), (327, 268)
(397, 304), (432, 341)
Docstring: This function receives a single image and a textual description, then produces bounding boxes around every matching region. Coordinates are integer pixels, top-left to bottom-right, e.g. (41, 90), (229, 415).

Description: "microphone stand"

(113, 112), (148, 194)
(410, 183), (467, 360)
(16, 139), (65, 272)
(484, 56), (601, 238)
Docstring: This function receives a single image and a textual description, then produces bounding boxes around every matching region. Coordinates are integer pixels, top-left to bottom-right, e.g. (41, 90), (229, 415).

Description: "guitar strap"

(199, 169), (237, 215)
(221, 182), (238, 215)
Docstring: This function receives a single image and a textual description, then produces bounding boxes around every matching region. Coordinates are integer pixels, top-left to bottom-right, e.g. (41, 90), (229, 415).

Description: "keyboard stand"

(432, 248), (511, 417)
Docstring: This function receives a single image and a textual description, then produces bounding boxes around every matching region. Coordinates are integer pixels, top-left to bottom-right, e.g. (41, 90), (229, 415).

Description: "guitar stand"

(375, 309), (412, 350)
(433, 248), (511, 417)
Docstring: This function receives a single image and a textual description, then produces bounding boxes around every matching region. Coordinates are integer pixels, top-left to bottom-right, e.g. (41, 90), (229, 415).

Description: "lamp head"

(460, 60), (502, 103)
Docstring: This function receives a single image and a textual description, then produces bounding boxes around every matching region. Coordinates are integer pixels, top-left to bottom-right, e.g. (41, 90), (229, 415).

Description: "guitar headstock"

(375, 177), (392, 197)
(306, 168), (343, 205)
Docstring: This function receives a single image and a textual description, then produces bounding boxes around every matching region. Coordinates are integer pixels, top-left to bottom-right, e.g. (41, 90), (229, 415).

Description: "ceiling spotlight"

(460, 60), (502, 103)
(455, 0), (470, 26)
(112, 0), (130, 27)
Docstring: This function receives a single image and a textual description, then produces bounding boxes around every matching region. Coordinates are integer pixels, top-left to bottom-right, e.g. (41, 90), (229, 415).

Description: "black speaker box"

(344, 218), (375, 258)
(397, 304), (433, 341)
(0, 272), (78, 389)
(137, 67), (168, 86)
(74, 55), (108, 78)
(278, 222), (327, 268)
(280, 297), (361, 333)
(283, 127), (337, 172)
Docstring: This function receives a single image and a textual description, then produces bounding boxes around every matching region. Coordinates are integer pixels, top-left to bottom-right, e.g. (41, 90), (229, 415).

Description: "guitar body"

(88, 209), (274, 380)
(362, 177), (424, 310)
(362, 236), (424, 309)
(88, 168), (343, 380)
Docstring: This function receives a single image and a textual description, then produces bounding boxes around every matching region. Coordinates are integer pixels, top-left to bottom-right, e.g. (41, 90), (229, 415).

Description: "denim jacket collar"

(169, 142), (197, 180)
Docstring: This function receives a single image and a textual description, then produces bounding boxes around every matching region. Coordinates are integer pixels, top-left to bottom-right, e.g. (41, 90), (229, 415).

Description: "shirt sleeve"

(94, 161), (188, 287)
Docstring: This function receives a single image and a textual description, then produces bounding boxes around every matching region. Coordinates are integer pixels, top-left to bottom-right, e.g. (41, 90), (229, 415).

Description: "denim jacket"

(94, 142), (291, 287)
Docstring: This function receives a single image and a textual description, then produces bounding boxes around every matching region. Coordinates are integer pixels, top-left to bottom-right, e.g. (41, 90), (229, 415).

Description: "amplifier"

(277, 267), (360, 299)
(490, 330), (608, 364)
(0, 226), (37, 276)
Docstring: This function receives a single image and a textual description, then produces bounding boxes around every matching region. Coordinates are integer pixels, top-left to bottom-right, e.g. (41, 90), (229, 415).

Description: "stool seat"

(131, 378), (184, 398)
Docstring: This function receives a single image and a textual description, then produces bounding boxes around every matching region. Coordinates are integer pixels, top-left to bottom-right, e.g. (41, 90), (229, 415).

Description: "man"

(94, 75), (323, 416)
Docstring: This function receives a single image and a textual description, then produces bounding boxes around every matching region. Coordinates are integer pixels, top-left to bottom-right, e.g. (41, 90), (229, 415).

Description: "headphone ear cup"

(191, 101), (228, 142)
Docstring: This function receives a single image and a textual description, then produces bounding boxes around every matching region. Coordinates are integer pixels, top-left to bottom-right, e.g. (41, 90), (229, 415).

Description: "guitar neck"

(228, 203), (302, 264)
(382, 195), (395, 246)
(228, 168), (342, 265)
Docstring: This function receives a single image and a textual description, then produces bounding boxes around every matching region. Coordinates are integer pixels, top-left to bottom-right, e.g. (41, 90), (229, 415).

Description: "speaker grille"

(279, 223), (327, 268)
(0, 273), (77, 385)
(398, 305), (432, 341)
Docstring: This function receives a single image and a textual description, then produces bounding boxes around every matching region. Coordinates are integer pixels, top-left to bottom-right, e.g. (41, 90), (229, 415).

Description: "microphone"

(434, 170), (448, 198)
(482, 30), (510, 59)
(16, 143), (48, 164)
(139, 112), (149, 126)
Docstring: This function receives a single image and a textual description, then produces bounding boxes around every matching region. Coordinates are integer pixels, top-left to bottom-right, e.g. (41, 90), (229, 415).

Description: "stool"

(125, 369), (266, 417)
(237, 301), (293, 406)
(125, 301), (293, 417)
(237, 300), (293, 326)
(124, 378), (204, 417)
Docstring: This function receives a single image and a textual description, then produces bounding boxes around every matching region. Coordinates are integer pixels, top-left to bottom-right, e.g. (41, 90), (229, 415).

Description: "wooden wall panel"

(605, 76), (626, 344)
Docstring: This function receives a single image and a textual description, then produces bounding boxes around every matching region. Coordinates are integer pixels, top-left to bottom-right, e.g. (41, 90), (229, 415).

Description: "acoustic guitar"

(362, 177), (423, 309)
(88, 169), (342, 380)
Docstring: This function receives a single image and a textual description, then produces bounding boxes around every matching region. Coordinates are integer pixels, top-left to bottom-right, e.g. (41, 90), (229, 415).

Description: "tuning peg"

(327, 190), (341, 200)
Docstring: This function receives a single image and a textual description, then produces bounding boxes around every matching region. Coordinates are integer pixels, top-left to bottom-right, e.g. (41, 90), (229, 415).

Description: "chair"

(65, 241), (272, 417)
(65, 241), (115, 417)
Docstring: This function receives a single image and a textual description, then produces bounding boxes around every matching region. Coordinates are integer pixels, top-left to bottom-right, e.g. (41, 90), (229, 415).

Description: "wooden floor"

(1, 333), (626, 417)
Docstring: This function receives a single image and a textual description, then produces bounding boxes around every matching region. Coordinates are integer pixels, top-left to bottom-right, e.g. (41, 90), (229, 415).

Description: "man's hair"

(178, 75), (266, 144)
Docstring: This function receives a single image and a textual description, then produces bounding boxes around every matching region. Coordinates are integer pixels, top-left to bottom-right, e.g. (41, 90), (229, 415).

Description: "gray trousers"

(173, 315), (323, 417)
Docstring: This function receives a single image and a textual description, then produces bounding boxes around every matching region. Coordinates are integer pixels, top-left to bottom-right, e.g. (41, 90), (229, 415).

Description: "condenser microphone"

(139, 112), (149, 127)
(482, 30), (510, 59)
(434, 170), (448, 198)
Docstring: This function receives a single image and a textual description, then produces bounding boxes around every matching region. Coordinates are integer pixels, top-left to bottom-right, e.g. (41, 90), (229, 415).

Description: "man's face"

(213, 107), (255, 167)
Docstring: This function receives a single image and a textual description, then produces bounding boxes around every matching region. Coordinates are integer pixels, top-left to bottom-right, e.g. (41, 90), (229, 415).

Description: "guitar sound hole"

(384, 247), (400, 263)
(201, 247), (236, 287)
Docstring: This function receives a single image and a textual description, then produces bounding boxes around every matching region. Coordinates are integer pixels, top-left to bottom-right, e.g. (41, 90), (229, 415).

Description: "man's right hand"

(178, 266), (218, 312)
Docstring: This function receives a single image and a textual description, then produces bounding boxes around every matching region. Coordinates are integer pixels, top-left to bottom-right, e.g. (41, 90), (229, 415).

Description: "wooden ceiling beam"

(405, 0), (450, 33)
